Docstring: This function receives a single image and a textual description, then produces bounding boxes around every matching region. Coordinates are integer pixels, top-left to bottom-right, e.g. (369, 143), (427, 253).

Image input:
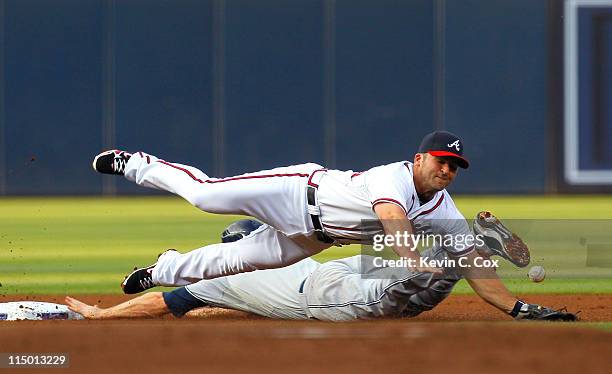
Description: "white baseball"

(528, 265), (545, 282)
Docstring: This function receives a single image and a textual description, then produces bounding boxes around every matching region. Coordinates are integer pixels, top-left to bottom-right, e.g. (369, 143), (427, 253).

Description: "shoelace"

(113, 154), (129, 174)
(139, 277), (155, 290)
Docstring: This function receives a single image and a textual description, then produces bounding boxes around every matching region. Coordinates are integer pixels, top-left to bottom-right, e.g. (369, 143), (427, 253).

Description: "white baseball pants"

(185, 257), (320, 319)
(183, 252), (458, 321)
(123, 152), (329, 284)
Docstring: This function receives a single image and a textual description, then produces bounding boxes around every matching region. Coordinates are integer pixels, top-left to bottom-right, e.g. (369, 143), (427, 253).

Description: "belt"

(306, 169), (335, 244)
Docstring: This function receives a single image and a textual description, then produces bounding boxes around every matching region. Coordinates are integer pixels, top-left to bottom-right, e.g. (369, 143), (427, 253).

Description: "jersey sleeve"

(443, 218), (475, 256)
(440, 197), (475, 257)
(162, 287), (207, 318)
(366, 163), (412, 215)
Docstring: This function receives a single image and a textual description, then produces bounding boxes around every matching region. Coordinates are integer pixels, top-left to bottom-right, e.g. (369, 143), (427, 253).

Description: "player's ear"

(414, 153), (423, 166)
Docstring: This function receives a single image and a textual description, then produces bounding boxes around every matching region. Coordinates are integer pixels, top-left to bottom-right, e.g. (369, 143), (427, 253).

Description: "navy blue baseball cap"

(417, 131), (469, 169)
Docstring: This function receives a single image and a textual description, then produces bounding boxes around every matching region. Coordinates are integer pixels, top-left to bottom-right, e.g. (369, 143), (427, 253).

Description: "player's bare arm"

(65, 293), (169, 319)
(459, 250), (518, 313)
(374, 202), (442, 274)
(467, 277), (517, 313)
(66, 293), (242, 320)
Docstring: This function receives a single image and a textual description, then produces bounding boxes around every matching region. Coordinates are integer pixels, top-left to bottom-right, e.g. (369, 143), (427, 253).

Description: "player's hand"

(65, 296), (102, 319)
(513, 302), (578, 321)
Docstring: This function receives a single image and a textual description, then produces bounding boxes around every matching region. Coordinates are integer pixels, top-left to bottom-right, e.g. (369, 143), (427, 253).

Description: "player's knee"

(192, 196), (233, 214)
(192, 199), (221, 213)
(181, 191), (211, 211)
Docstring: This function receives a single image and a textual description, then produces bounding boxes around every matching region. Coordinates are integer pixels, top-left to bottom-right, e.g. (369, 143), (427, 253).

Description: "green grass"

(1, 195), (612, 295)
(453, 195), (612, 219)
(586, 322), (612, 332)
(449, 278), (612, 294)
(0, 197), (243, 294)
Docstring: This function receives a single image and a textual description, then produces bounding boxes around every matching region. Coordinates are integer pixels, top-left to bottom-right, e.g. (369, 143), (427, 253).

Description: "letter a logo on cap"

(418, 131), (469, 168)
(447, 140), (461, 151)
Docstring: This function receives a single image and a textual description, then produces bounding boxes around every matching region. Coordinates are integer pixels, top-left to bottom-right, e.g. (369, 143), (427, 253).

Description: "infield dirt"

(1, 294), (610, 373)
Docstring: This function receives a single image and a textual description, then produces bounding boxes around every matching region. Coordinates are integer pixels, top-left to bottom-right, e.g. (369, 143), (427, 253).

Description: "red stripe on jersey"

(414, 194), (445, 218)
(158, 160), (205, 182)
(307, 169), (327, 188)
(157, 160), (309, 184)
(136, 151), (150, 164)
(372, 198), (408, 216)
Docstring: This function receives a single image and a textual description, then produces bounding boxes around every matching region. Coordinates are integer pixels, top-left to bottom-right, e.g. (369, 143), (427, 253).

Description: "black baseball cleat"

(472, 211), (530, 268)
(92, 150), (132, 175)
(121, 263), (157, 294)
(121, 249), (177, 294)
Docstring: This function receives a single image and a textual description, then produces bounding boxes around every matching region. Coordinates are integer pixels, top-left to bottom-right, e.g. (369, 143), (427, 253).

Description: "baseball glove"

(515, 303), (579, 321)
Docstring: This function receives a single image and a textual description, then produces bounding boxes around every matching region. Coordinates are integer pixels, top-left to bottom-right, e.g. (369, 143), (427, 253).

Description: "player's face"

(414, 153), (458, 192)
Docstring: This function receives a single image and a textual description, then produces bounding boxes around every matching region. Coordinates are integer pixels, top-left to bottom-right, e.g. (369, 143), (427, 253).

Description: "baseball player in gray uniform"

(65, 218), (575, 321)
(91, 131), (543, 318)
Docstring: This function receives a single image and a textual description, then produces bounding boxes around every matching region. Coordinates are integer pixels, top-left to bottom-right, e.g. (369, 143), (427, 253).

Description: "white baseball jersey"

(123, 152), (473, 285)
(316, 162), (473, 256)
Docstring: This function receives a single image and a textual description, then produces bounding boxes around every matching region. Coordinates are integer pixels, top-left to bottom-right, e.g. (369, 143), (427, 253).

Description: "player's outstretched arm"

(65, 293), (170, 319)
(374, 203), (442, 274)
(462, 250), (579, 321)
(465, 276), (517, 314)
(460, 251), (518, 314)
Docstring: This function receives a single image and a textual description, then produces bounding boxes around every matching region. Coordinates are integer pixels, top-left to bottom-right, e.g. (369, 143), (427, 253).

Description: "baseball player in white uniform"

(66, 218), (575, 321)
(92, 131), (535, 317)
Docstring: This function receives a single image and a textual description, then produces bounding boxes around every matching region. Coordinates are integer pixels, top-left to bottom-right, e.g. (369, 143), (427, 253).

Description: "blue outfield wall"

(444, 0), (548, 194)
(0, 0), (549, 195)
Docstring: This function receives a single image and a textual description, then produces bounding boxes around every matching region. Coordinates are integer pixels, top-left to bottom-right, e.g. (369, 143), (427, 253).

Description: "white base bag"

(0, 302), (84, 321)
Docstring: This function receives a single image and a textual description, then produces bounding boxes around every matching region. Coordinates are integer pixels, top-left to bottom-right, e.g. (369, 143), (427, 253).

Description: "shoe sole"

(473, 211), (530, 267)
